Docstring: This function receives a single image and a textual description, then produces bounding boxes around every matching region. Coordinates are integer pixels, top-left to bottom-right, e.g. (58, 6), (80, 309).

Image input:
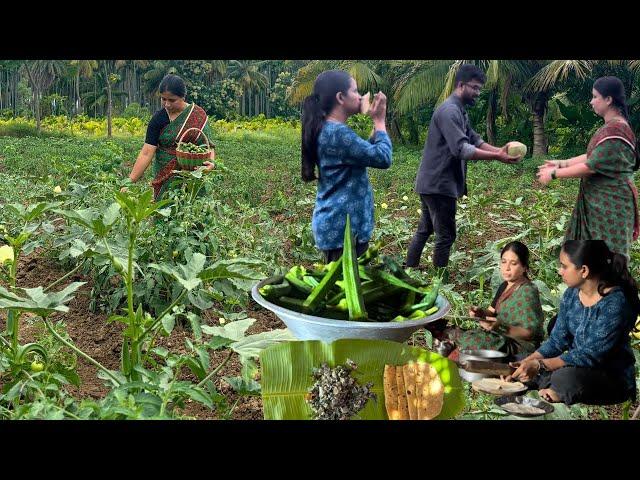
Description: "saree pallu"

(566, 120), (638, 259)
(150, 103), (212, 200)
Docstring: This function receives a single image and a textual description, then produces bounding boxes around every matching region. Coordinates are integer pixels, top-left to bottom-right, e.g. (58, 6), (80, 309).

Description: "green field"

(1, 121), (639, 420)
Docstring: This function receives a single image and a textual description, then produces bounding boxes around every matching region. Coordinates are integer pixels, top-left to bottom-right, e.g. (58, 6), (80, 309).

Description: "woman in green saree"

(442, 241), (545, 357)
(123, 74), (216, 200)
(537, 76), (639, 259)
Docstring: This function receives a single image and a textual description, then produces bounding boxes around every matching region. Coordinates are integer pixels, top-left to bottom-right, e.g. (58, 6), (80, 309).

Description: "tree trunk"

(34, 88), (41, 133)
(390, 112), (405, 144)
(408, 114), (420, 145)
(531, 93), (548, 156)
(23, 63), (42, 134)
(104, 62), (113, 137)
(75, 71), (81, 116)
(486, 88), (497, 145)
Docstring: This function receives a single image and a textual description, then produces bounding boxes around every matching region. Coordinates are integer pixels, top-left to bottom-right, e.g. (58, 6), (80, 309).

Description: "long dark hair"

(301, 70), (352, 182)
(158, 74), (186, 98)
(562, 240), (640, 317)
(501, 241), (531, 279)
(593, 76), (640, 170)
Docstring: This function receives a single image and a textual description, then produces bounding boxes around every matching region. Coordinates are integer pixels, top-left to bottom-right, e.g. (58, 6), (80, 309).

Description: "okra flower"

(0, 245), (14, 264)
(54, 185), (62, 194)
(381, 203), (388, 209)
(403, 196), (409, 201)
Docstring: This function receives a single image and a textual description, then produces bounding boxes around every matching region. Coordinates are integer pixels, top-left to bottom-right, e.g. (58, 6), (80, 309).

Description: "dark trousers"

(528, 366), (635, 406)
(406, 194), (457, 268)
(322, 242), (369, 264)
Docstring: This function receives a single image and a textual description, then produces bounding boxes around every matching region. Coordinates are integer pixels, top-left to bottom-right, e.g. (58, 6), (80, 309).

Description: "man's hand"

(497, 145), (522, 164)
(203, 161), (215, 172)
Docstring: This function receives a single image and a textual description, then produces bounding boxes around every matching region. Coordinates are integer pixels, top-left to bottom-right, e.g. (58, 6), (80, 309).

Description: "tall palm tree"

(227, 60), (269, 116)
(21, 60), (65, 133)
(69, 60), (98, 115)
(115, 60), (150, 107)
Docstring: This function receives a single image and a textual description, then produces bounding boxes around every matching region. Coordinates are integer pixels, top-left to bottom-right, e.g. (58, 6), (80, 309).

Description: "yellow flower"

(417, 209), (422, 216)
(402, 195), (409, 201)
(381, 203), (388, 209)
(53, 186), (62, 194)
(0, 245), (14, 264)
(219, 318), (227, 325)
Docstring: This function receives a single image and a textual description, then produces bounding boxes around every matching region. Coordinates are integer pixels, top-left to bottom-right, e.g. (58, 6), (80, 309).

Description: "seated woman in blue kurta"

(301, 70), (392, 263)
(507, 240), (638, 406)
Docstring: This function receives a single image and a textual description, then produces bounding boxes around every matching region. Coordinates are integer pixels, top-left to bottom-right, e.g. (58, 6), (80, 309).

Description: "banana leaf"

(260, 339), (465, 420)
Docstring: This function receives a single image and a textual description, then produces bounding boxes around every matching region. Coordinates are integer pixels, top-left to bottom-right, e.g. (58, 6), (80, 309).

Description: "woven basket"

(176, 127), (212, 170)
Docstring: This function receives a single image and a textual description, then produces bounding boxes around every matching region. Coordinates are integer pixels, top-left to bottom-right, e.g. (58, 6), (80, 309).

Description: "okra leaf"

(0, 282), (85, 316)
(230, 328), (295, 359)
(224, 376), (261, 396)
(201, 318), (256, 342)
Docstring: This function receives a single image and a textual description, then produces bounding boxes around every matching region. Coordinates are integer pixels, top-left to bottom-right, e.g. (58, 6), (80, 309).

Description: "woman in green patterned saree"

(123, 74), (216, 200)
(537, 76), (639, 260)
(443, 241), (545, 357)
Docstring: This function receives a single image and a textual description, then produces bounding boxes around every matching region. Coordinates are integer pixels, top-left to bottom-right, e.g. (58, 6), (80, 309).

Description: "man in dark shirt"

(406, 64), (522, 272)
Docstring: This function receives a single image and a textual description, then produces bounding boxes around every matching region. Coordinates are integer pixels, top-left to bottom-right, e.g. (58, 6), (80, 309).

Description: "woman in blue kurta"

(507, 240), (639, 406)
(301, 70), (392, 262)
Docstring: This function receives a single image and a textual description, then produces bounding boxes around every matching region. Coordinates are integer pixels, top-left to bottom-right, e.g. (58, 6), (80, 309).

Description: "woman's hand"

(203, 161), (215, 172)
(469, 305), (485, 318)
(536, 166), (555, 185)
(508, 359), (540, 383)
(368, 92), (387, 122)
(539, 159), (563, 170)
(479, 316), (500, 332)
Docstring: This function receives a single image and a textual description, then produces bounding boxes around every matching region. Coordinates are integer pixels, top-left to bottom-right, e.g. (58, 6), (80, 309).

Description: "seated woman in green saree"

(123, 74), (216, 200)
(442, 241), (545, 357)
(537, 76), (639, 260)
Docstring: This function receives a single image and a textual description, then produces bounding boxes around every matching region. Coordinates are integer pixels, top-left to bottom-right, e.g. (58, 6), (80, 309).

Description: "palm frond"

(525, 60), (593, 93)
(287, 60), (336, 104)
(393, 60), (454, 114)
(437, 60), (466, 104)
(344, 61), (383, 94)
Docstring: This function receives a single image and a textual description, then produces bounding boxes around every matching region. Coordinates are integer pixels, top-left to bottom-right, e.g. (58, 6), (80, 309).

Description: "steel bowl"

(458, 349), (508, 382)
(251, 275), (450, 343)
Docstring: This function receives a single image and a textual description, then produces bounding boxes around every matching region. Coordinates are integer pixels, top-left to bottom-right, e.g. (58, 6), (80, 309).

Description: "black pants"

(406, 194), (457, 268)
(322, 242), (369, 264)
(528, 366), (635, 406)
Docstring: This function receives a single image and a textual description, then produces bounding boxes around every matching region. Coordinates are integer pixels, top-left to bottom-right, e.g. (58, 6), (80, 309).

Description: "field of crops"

(1, 117), (639, 420)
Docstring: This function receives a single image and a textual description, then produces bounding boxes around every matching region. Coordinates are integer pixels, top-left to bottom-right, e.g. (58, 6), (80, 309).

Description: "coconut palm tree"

(114, 60), (150, 107)
(227, 60), (270, 116)
(69, 60), (98, 115)
(21, 60), (66, 133)
(287, 60), (384, 104)
(287, 60), (395, 136)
